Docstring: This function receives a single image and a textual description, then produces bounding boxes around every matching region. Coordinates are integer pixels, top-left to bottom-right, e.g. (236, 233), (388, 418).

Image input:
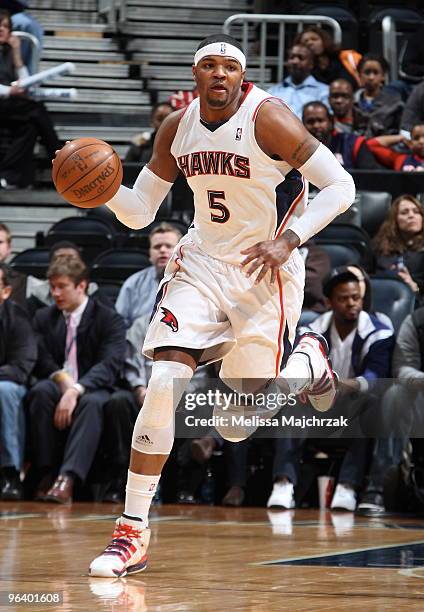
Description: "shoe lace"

(103, 524), (142, 558)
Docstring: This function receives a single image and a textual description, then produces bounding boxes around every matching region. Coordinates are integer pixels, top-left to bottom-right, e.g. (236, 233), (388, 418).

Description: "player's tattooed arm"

(255, 99), (319, 168)
(147, 109), (184, 182)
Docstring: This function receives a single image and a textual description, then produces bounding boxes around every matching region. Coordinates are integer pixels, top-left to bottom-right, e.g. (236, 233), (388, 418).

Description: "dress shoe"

(44, 474), (73, 504)
(191, 437), (216, 464)
(0, 469), (24, 501)
(34, 473), (55, 501)
(222, 485), (245, 507)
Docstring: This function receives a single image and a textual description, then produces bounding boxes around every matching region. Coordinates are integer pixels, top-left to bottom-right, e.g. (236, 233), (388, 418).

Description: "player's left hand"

(240, 231), (300, 284)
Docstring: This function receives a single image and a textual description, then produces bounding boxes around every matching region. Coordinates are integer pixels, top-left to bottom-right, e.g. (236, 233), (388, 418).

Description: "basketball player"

(88, 34), (355, 577)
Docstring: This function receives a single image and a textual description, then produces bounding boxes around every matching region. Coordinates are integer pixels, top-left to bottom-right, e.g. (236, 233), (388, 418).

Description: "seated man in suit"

(27, 255), (126, 503)
(0, 262), (37, 500)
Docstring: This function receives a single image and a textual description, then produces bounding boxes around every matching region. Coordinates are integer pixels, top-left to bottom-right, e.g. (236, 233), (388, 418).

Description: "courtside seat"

(44, 217), (117, 263)
(315, 223), (374, 271)
(358, 191), (391, 238)
(370, 275), (415, 333)
(319, 243), (361, 268)
(9, 248), (51, 278)
(90, 248), (151, 283)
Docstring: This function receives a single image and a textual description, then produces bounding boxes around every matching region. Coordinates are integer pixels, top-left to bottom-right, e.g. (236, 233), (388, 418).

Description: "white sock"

(122, 471), (160, 529)
(278, 352), (311, 394)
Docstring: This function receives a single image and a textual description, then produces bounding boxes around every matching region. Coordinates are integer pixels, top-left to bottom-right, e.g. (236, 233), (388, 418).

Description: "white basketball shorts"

(143, 234), (305, 382)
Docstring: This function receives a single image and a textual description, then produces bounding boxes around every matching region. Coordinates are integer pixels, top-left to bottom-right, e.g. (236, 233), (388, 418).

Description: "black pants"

(27, 380), (109, 482)
(0, 97), (60, 186)
(102, 389), (140, 470)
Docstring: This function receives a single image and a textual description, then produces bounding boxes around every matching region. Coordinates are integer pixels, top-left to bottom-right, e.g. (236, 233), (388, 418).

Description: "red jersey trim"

(274, 177), (306, 239)
(275, 272), (285, 377)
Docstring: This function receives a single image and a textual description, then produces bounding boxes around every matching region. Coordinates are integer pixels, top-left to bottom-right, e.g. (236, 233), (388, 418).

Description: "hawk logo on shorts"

(160, 307), (179, 332)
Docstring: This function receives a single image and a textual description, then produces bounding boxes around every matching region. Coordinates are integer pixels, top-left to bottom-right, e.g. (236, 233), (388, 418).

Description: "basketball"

(52, 137), (123, 208)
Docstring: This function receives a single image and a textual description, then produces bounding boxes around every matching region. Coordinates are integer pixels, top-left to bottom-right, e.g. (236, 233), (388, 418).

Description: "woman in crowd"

(354, 54), (403, 137)
(373, 195), (424, 305)
(295, 25), (361, 88)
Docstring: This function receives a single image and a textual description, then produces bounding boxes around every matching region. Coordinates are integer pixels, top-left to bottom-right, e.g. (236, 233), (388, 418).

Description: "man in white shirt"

(267, 267), (394, 512)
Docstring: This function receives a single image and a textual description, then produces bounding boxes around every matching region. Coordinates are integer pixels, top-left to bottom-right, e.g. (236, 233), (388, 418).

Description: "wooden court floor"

(0, 502), (424, 611)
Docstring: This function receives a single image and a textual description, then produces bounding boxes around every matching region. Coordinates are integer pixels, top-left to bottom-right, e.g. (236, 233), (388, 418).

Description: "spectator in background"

(168, 87), (198, 111)
(372, 195), (424, 306)
(354, 54), (403, 137)
(0, 222), (12, 262)
(25, 240), (100, 314)
(116, 222), (182, 328)
(329, 79), (367, 134)
(1, 1), (43, 68)
(7, 1), (44, 71)
(295, 26), (361, 88)
(27, 256), (126, 504)
(101, 312), (152, 503)
(0, 262), (37, 500)
(401, 81), (424, 138)
(302, 101), (381, 169)
(0, 9), (60, 189)
(267, 268), (394, 512)
(268, 44), (329, 119)
(125, 102), (173, 164)
(299, 239), (331, 314)
(366, 124), (424, 172)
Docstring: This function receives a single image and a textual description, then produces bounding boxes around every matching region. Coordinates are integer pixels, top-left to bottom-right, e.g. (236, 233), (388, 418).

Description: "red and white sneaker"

(89, 517), (150, 578)
(283, 332), (338, 412)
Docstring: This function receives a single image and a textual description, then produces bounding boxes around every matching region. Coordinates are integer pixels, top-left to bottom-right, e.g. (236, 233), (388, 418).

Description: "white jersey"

(170, 82), (309, 265)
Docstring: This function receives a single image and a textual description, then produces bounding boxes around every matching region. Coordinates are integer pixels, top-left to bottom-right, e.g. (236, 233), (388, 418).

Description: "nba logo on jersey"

(236, 127), (243, 141)
(220, 43), (226, 54)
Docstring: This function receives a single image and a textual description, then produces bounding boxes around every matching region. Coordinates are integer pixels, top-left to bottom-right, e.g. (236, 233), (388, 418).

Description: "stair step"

(45, 101), (150, 114)
(28, 10), (98, 23)
(126, 0), (249, 7)
(56, 126), (148, 141)
(128, 6), (251, 23)
(41, 49), (125, 61)
(40, 61), (129, 78)
(42, 76), (141, 90)
(44, 37), (118, 51)
(31, 0), (97, 10)
(122, 22), (244, 38)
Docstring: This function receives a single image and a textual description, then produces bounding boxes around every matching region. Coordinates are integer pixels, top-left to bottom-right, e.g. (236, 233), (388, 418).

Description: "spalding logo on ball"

(52, 137), (123, 208)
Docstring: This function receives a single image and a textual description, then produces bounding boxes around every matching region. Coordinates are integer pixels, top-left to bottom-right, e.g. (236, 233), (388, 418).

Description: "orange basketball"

(52, 137), (123, 208)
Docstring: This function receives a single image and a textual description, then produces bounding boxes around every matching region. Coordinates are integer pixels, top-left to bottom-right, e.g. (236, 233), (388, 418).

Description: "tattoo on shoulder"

(291, 138), (318, 166)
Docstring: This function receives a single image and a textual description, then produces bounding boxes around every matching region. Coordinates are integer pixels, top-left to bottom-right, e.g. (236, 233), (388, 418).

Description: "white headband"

(194, 42), (246, 70)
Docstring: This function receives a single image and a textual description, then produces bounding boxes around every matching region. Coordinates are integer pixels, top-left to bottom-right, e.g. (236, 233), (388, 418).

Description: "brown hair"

(149, 222), (182, 241)
(373, 194), (424, 256)
(294, 26), (338, 57)
(0, 10), (12, 31)
(0, 222), (11, 244)
(47, 254), (89, 286)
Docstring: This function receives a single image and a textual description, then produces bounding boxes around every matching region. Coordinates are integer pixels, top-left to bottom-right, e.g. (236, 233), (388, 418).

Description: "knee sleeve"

(132, 360), (193, 455)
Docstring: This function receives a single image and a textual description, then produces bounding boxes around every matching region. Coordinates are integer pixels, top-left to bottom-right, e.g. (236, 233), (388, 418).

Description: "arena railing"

(382, 16), (398, 82)
(223, 14), (342, 89)
(97, 0), (127, 29)
(13, 31), (40, 75)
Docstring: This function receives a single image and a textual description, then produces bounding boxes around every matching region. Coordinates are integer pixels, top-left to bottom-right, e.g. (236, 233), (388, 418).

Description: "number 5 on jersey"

(208, 190), (230, 223)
